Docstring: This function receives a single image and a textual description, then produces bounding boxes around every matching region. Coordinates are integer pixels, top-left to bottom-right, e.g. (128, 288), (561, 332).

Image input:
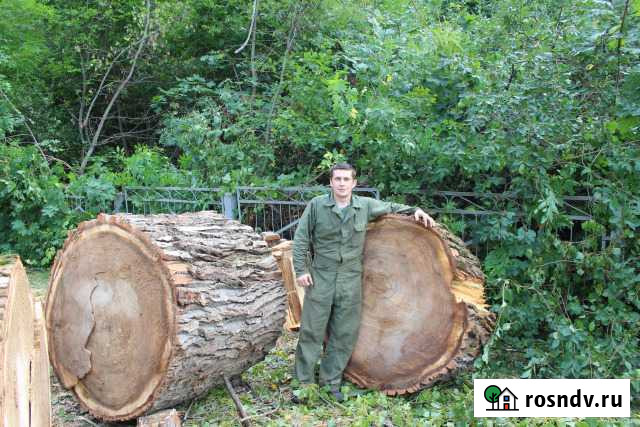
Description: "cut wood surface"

(274, 215), (495, 395)
(271, 241), (304, 330)
(137, 409), (182, 427)
(31, 301), (52, 427)
(0, 255), (34, 427)
(46, 211), (286, 421)
(0, 255), (52, 427)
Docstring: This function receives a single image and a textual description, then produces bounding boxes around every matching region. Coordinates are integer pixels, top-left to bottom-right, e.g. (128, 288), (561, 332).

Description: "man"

(291, 162), (434, 402)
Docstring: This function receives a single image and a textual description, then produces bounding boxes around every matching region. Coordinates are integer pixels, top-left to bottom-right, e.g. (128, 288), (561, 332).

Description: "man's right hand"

(297, 273), (313, 287)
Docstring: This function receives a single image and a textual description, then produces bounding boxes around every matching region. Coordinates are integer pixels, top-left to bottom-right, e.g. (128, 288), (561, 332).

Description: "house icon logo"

(484, 385), (519, 411)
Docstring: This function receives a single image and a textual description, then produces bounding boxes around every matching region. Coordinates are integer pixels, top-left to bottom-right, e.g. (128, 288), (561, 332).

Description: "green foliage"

(1, 0), (639, 404)
(170, 330), (637, 426)
(0, 144), (70, 266)
(157, 82), (276, 188)
(108, 145), (195, 187)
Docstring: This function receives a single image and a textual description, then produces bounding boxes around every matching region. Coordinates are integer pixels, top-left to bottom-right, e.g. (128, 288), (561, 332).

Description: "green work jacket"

(292, 193), (416, 277)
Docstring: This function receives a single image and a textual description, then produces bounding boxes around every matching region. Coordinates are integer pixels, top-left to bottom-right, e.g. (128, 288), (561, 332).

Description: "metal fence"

(404, 190), (610, 257)
(63, 185), (610, 258)
(122, 186), (224, 215)
(236, 186), (380, 240)
(64, 193), (116, 214)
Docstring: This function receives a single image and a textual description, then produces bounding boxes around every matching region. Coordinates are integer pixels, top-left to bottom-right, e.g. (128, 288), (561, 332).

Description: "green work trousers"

(294, 264), (363, 386)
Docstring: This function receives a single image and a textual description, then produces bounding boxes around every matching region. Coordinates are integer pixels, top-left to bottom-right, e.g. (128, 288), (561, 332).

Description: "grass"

(176, 330), (639, 427)
(27, 267), (49, 299)
(25, 268), (639, 426)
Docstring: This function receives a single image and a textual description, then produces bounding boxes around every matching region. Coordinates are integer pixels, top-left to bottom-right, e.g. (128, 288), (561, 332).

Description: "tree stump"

(0, 255), (52, 427)
(274, 215), (495, 394)
(45, 212), (286, 421)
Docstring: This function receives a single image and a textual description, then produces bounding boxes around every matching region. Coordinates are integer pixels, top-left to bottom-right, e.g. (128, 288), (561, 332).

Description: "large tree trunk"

(0, 255), (51, 427)
(45, 212), (286, 422)
(274, 215), (495, 395)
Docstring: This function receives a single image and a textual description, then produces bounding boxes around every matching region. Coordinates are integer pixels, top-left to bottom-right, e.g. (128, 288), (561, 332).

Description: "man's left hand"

(414, 208), (435, 228)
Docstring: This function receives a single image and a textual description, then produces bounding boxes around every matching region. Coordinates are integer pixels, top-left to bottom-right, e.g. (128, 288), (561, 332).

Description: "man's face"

(330, 169), (357, 200)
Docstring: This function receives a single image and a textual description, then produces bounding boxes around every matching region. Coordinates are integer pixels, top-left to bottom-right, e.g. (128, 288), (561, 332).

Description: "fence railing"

(122, 186), (224, 215)
(236, 186), (379, 240)
(64, 185), (611, 258)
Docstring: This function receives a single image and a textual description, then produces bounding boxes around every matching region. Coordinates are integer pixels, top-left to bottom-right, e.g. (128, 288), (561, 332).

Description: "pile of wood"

(0, 255), (51, 427)
(1, 208), (495, 424)
(45, 212), (287, 422)
(273, 214), (496, 394)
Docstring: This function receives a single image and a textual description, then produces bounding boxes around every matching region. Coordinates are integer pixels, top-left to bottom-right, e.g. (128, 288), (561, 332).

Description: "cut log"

(0, 256), (34, 427)
(274, 215), (495, 394)
(345, 215), (495, 394)
(45, 212), (286, 421)
(31, 301), (52, 427)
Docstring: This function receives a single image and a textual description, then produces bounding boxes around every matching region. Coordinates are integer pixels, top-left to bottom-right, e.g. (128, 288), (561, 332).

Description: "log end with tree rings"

(46, 212), (287, 422)
(343, 215), (496, 395)
(0, 255), (36, 427)
(46, 215), (174, 420)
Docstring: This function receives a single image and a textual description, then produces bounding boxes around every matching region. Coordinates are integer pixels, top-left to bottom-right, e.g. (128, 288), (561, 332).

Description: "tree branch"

(234, 0), (259, 54)
(223, 375), (250, 427)
(250, 0), (259, 103)
(264, 2), (315, 144)
(82, 45), (131, 130)
(616, 0), (630, 86)
(79, 0), (152, 174)
(0, 87), (49, 168)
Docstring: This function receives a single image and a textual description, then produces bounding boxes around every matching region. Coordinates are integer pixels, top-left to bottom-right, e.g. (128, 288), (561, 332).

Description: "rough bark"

(273, 215), (495, 395)
(46, 211), (286, 421)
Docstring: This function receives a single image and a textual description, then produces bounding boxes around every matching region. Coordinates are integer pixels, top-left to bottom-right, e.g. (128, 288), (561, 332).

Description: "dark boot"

(291, 383), (315, 404)
(329, 386), (345, 402)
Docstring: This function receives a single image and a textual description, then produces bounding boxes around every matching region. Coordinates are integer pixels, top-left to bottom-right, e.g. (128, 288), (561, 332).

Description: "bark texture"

(273, 215), (495, 395)
(46, 212), (286, 421)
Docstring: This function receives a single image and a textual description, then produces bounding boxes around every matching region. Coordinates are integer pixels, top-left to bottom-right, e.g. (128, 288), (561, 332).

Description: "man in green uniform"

(292, 162), (434, 401)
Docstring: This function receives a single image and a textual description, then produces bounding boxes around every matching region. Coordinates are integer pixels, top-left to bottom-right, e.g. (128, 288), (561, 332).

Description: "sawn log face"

(46, 211), (286, 421)
(0, 255), (47, 427)
(343, 215), (495, 394)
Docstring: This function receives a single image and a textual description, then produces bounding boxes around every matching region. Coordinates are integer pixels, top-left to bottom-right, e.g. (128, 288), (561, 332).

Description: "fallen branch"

(182, 399), (194, 423)
(239, 406), (280, 422)
(223, 375), (251, 427)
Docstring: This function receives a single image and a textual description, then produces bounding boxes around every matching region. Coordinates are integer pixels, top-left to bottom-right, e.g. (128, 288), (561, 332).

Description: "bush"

(0, 144), (71, 266)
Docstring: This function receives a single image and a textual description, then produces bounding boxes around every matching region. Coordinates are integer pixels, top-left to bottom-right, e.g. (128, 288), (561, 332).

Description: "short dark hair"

(330, 162), (356, 179)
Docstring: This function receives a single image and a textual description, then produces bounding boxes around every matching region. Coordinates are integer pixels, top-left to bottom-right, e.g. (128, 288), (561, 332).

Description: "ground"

(27, 268), (638, 427)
